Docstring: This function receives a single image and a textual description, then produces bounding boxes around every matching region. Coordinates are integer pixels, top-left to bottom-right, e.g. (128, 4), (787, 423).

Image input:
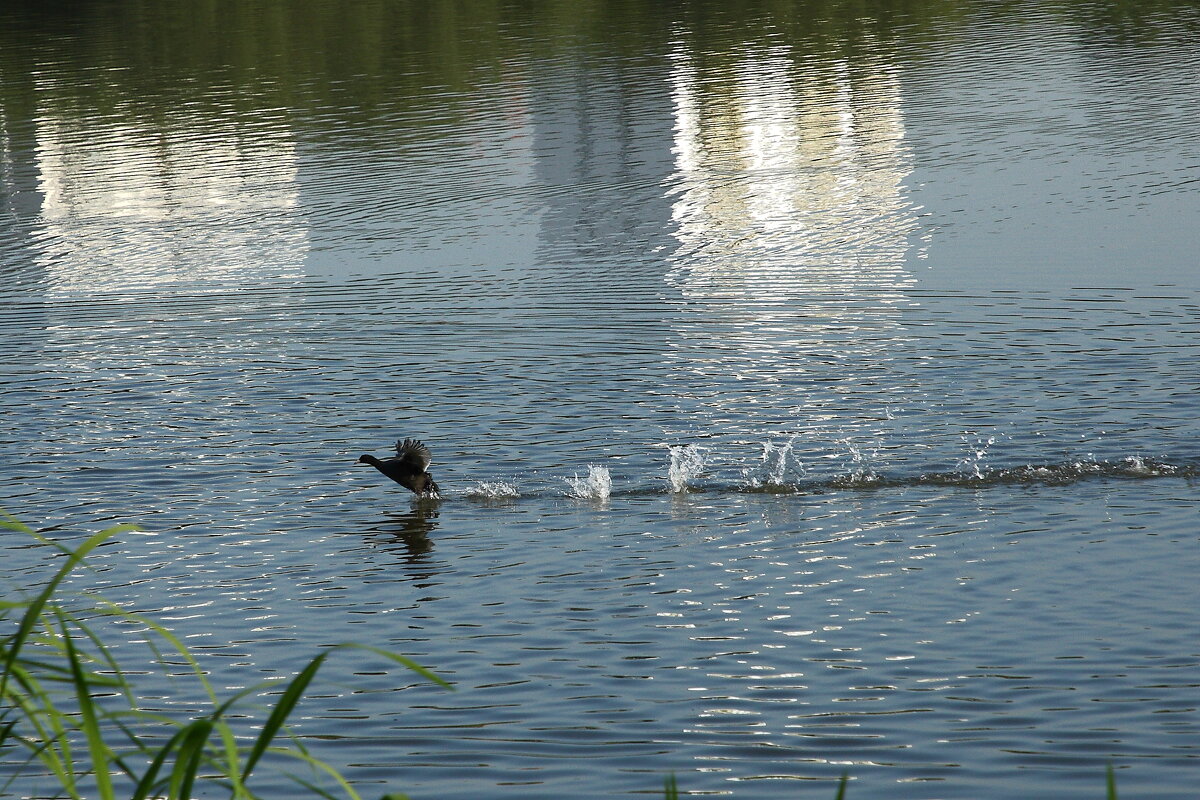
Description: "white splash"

(667, 444), (707, 493)
(957, 434), (996, 480)
(566, 465), (612, 500)
(1124, 455), (1149, 475)
(743, 435), (803, 489)
(839, 439), (882, 485)
(464, 481), (521, 500)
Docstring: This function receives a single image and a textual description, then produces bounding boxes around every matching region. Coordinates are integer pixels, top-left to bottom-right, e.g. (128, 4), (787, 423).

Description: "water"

(2, 0), (1200, 797)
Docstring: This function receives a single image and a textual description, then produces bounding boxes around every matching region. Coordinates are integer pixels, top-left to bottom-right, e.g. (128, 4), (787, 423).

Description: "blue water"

(2, 0), (1200, 797)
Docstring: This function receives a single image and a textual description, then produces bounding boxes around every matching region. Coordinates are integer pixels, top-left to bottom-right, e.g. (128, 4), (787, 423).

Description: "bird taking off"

(358, 439), (440, 497)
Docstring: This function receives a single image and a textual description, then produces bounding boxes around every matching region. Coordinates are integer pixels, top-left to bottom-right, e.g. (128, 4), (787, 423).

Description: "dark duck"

(359, 439), (441, 497)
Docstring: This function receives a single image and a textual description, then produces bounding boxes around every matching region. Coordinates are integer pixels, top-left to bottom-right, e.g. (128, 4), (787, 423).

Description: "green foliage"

(0, 513), (450, 800)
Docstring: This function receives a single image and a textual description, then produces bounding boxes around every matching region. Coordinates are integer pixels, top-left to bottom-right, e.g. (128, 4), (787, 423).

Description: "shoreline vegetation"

(0, 510), (448, 800)
(1, 512), (1122, 799)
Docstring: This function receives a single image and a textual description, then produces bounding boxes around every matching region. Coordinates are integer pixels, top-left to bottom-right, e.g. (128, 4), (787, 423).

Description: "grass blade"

(240, 651), (331, 781)
(2, 528), (116, 697)
(333, 643), (452, 690)
(59, 611), (115, 800)
(0, 508), (34, 533)
(1106, 763), (1118, 800)
(129, 721), (206, 800)
(169, 719), (214, 800)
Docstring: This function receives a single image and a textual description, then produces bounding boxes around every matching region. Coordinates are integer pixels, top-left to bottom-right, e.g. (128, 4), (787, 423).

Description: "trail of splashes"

(566, 465), (611, 500)
(667, 444), (706, 493)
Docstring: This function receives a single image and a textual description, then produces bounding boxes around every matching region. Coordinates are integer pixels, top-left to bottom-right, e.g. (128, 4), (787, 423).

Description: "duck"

(358, 439), (441, 497)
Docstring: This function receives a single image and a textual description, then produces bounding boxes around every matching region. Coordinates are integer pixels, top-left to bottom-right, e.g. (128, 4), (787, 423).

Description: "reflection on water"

(664, 38), (921, 456)
(364, 506), (440, 562)
(32, 97), (307, 294)
(3, 1), (1200, 799)
(668, 38), (918, 277)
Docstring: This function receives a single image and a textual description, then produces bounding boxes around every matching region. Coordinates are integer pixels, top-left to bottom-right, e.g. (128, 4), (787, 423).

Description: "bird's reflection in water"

(364, 500), (441, 564)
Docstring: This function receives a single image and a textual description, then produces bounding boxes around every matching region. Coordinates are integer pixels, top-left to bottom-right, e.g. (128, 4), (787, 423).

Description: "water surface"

(2, 0), (1200, 797)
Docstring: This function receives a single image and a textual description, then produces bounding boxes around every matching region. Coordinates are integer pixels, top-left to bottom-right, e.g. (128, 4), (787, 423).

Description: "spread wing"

(394, 438), (432, 472)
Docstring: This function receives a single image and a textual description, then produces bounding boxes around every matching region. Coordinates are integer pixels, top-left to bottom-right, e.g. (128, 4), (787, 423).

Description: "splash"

(1119, 455), (1177, 477)
(464, 481), (521, 500)
(956, 434), (996, 480)
(566, 465), (612, 500)
(743, 435), (804, 490)
(667, 444), (707, 493)
(836, 439), (883, 487)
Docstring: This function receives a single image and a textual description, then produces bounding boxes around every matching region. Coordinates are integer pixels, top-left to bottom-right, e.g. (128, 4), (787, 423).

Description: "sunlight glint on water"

(3, 1), (1200, 798)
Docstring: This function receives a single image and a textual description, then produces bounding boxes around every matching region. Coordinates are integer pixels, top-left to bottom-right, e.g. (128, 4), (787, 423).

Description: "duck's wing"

(394, 439), (433, 472)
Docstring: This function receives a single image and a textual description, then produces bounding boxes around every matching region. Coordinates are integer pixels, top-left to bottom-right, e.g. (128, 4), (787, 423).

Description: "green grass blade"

(1106, 763), (1118, 800)
(332, 643), (452, 690)
(5, 658), (80, 795)
(59, 611), (115, 800)
(834, 772), (849, 800)
(664, 772), (679, 799)
(0, 718), (15, 746)
(282, 770), (343, 800)
(240, 651), (331, 781)
(213, 720), (249, 799)
(129, 723), (196, 800)
(169, 719), (214, 800)
(2, 528), (115, 697)
(65, 609), (135, 704)
(0, 508), (34, 533)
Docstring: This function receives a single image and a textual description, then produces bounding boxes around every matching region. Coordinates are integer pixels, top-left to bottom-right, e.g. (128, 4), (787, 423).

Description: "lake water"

(2, 0), (1200, 797)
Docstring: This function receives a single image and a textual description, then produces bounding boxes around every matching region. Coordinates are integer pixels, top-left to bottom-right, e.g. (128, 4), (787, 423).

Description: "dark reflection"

(362, 502), (441, 563)
(3, 0), (1197, 122)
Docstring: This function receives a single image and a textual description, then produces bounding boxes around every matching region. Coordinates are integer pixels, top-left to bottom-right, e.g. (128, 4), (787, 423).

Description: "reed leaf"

(59, 610), (116, 800)
(129, 723), (198, 800)
(0, 508), (34, 533)
(332, 643), (452, 690)
(1, 515), (451, 799)
(241, 651), (332, 781)
(1, 527), (113, 698)
(169, 719), (215, 800)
